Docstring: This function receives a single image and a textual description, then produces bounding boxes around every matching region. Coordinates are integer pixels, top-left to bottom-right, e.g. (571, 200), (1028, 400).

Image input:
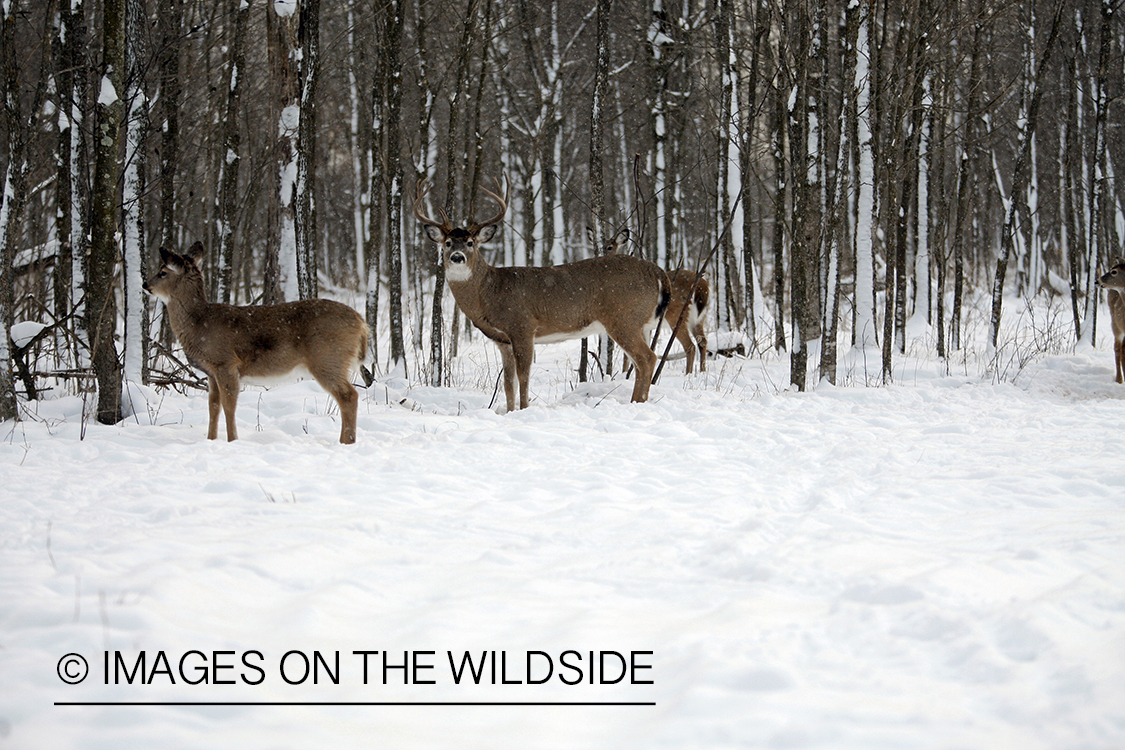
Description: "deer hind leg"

(1116, 336), (1124, 384)
(675, 321), (697, 374)
(309, 358), (360, 444)
(692, 320), (708, 373)
(611, 326), (657, 403)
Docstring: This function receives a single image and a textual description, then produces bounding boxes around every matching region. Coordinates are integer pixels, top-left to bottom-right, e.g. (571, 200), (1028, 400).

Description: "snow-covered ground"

(2, 306), (1124, 749)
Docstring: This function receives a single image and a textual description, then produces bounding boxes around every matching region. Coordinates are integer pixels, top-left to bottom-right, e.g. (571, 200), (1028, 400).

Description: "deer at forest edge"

(414, 178), (672, 411)
(599, 227), (710, 374)
(144, 242), (369, 443)
(1096, 259), (1125, 384)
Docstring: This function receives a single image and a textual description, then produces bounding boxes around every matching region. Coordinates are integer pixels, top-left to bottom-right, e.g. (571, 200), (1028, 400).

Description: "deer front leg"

(1116, 337), (1124, 384)
(206, 376), (221, 440)
(496, 342), (518, 412)
(612, 327), (657, 403)
(212, 366), (241, 441)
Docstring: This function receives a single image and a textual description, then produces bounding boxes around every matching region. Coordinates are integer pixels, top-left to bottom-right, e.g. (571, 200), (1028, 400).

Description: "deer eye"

(466, 240), (474, 248)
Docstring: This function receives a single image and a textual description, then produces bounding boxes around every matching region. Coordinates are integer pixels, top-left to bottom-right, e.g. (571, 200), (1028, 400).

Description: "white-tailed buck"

(599, 228), (710, 374)
(1097, 259), (1125, 383)
(144, 242), (369, 443)
(414, 178), (671, 411)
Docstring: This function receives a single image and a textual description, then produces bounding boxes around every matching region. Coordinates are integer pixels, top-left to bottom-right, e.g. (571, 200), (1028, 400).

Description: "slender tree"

(295, 0), (320, 300)
(215, 0), (249, 304)
(87, 0), (126, 424)
(989, 0), (1066, 350)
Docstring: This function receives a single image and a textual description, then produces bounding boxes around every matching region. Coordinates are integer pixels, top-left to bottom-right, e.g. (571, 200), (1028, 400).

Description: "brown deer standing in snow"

(144, 242), (369, 443)
(414, 178), (671, 411)
(599, 228), (710, 374)
(1096, 259), (1125, 384)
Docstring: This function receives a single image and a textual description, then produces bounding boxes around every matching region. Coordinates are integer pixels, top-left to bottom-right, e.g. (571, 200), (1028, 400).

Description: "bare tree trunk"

(215, 0), (249, 304)
(820, 0), (861, 385)
(853, 0), (876, 352)
(88, 0), (126, 425)
(1082, 0), (1113, 345)
(121, 0), (149, 386)
(587, 0), (611, 381)
(787, 0), (814, 391)
(384, 0), (406, 369)
(741, 3), (769, 344)
(53, 0), (75, 331)
(1064, 48), (1084, 343)
(295, 0), (320, 300)
(269, 3), (300, 303)
(988, 0), (1065, 350)
(772, 71), (787, 353)
(950, 8), (983, 353)
(159, 0), (181, 251)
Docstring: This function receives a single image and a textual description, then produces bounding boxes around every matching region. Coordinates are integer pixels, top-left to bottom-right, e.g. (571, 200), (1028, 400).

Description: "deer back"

(146, 244), (367, 381)
(471, 254), (669, 340)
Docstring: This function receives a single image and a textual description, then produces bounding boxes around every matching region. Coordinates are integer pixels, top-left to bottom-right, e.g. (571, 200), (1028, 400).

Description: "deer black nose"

(450, 251), (466, 264)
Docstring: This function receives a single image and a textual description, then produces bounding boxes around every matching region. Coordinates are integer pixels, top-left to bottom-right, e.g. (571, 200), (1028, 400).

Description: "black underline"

(55, 701), (655, 707)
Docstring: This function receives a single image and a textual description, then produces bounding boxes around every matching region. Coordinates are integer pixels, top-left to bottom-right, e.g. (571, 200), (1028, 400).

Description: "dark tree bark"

(820, 0), (861, 385)
(215, 0), (249, 304)
(88, 0), (126, 424)
(295, 0), (320, 300)
(159, 0), (181, 251)
(988, 0), (1066, 349)
(787, 0), (816, 391)
(585, 0), (612, 381)
(383, 0), (406, 369)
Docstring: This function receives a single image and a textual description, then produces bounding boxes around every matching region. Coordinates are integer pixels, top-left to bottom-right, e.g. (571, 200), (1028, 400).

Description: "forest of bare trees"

(1, 0), (1122, 424)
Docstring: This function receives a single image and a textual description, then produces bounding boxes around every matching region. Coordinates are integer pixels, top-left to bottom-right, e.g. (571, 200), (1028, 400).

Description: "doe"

(1097, 259), (1125, 384)
(600, 227), (710, 374)
(144, 242), (369, 443)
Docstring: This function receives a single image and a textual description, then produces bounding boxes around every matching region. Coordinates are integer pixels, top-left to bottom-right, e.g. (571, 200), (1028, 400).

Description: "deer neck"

(445, 260), (496, 328)
(163, 276), (211, 337)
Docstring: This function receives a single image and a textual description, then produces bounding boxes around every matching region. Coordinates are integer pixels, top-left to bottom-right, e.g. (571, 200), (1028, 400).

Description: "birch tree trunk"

(587, 0), (611, 380)
(269, 2), (300, 303)
(853, 0), (877, 352)
(121, 0), (149, 386)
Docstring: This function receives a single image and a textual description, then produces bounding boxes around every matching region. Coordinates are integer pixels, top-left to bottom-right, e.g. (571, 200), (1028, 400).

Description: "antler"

(411, 179), (452, 232)
(469, 175), (509, 233)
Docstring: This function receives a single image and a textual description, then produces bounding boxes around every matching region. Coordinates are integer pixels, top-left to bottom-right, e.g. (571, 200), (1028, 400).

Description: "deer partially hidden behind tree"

(1096, 259), (1125, 384)
(414, 177), (671, 411)
(144, 242), (369, 443)
(598, 227), (710, 374)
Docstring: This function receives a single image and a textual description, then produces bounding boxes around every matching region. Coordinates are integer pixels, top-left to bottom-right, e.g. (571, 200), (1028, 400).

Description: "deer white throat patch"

(445, 264), (473, 282)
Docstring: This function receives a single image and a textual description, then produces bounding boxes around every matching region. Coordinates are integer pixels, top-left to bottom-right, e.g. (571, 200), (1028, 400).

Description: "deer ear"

(159, 247), (173, 264)
(186, 242), (205, 268)
(477, 224), (499, 244)
(423, 225), (446, 244)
